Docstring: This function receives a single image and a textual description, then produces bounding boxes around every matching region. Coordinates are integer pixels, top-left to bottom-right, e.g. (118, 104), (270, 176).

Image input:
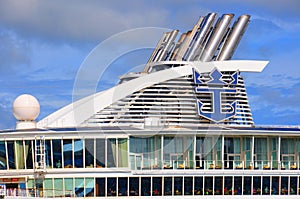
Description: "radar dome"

(13, 94), (40, 121)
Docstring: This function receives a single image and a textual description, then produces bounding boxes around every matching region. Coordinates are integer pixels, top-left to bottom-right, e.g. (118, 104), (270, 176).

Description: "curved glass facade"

(1, 133), (300, 197)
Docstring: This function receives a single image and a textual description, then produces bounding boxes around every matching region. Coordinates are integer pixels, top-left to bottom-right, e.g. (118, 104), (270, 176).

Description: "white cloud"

(0, 0), (169, 43)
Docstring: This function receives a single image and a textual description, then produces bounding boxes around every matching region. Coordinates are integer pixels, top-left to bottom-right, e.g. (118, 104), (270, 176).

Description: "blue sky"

(1, 0), (300, 129)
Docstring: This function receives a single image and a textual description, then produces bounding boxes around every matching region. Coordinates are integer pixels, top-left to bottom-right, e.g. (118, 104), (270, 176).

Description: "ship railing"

(3, 188), (75, 198)
(133, 160), (300, 171)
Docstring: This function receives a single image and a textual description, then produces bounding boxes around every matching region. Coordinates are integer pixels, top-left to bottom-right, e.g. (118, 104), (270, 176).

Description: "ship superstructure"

(0, 13), (299, 198)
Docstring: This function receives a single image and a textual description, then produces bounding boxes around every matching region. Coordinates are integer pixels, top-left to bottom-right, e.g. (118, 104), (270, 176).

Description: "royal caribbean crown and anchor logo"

(193, 68), (238, 122)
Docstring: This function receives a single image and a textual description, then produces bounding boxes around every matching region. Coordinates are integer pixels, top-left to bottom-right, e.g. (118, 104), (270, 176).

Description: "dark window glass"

(174, 177), (183, 195)
(141, 177), (151, 196)
(214, 177), (223, 195)
(0, 141), (7, 170)
(271, 176), (279, 195)
(290, 177), (297, 195)
(45, 140), (52, 168)
(194, 177), (203, 195)
(52, 140), (62, 168)
(63, 139), (73, 168)
(74, 139), (83, 168)
(204, 177), (213, 195)
(107, 178), (116, 197)
(224, 176), (232, 195)
(164, 177), (172, 196)
(262, 176), (270, 195)
(184, 177), (193, 195)
(152, 177), (162, 196)
(244, 176), (252, 195)
(281, 177), (288, 195)
(96, 139), (105, 167)
(25, 140), (33, 169)
(129, 177), (139, 196)
(85, 139), (94, 168)
(253, 176), (261, 195)
(7, 141), (16, 169)
(96, 178), (105, 197)
(118, 177), (128, 196)
(234, 176), (242, 195)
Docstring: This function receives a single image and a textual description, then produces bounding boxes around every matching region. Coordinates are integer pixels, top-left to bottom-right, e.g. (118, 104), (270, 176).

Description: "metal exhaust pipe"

(153, 32), (171, 62)
(170, 32), (187, 60)
(217, 14), (250, 61)
(185, 12), (217, 61)
(156, 30), (178, 61)
(143, 32), (169, 72)
(174, 16), (204, 60)
(200, 14), (234, 62)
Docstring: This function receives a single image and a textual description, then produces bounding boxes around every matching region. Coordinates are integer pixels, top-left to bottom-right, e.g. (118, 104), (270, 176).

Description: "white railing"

(131, 160), (299, 171)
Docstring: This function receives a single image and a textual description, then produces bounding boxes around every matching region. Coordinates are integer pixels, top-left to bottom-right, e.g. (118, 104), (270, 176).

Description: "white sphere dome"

(13, 94), (40, 121)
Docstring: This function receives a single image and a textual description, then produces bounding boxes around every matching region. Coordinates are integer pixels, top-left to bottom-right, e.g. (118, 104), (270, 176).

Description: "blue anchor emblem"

(193, 68), (238, 122)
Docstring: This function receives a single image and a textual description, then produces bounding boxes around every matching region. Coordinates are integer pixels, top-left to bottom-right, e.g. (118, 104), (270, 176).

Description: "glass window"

(281, 138), (296, 169)
(214, 177), (223, 195)
(204, 177), (213, 195)
(75, 178), (84, 197)
(244, 176), (251, 195)
(44, 178), (53, 197)
(0, 141), (7, 170)
(64, 178), (74, 197)
(194, 177), (203, 195)
(107, 139), (117, 168)
(74, 139), (83, 168)
(118, 139), (128, 168)
(271, 176), (279, 195)
(85, 139), (94, 168)
(174, 177), (183, 195)
(152, 177), (162, 196)
(96, 178), (105, 197)
(262, 176), (270, 195)
(54, 178), (63, 197)
(130, 136), (161, 169)
(141, 177), (150, 196)
(184, 177), (193, 195)
(224, 176), (232, 195)
(96, 139), (105, 168)
(25, 140), (33, 169)
(234, 177), (242, 195)
(27, 179), (35, 197)
(243, 137), (252, 168)
(281, 177), (288, 195)
(196, 137), (214, 169)
(15, 140), (25, 169)
(290, 177), (297, 195)
(45, 140), (52, 168)
(224, 137), (241, 169)
(63, 139), (73, 168)
(253, 176), (261, 195)
(129, 177), (139, 196)
(164, 177), (172, 196)
(164, 136), (193, 169)
(52, 140), (62, 168)
(7, 141), (16, 169)
(107, 177), (116, 197)
(255, 138), (268, 169)
(85, 178), (94, 197)
(118, 177), (128, 196)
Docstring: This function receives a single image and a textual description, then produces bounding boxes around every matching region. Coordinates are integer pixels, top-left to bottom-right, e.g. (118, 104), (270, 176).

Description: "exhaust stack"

(184, 13), (217, 61)
(174, 16), (204, 61)
(199, 14), (234, 62)
(217, 14), (250, 61)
